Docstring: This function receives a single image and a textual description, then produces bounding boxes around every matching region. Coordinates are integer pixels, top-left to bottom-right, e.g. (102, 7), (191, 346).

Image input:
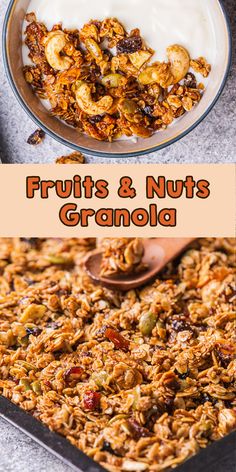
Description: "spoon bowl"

(84, 238), (195, 291)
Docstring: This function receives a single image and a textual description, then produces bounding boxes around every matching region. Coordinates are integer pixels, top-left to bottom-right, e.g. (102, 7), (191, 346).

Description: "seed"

(19, 378), (32, 391)
(31, 381), (42, 395)
(139, 312), (157, 336)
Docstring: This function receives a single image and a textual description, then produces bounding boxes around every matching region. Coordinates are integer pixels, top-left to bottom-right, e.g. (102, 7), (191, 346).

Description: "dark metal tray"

(0, 395), (235, 472)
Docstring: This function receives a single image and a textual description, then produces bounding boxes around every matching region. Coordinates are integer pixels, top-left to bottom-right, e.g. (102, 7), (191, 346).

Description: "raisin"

(20, 238), (38, 247)
(198, 393), (217, 405)
(142, 106), (154, 119)
(175, 368), (190, 380)
(88, 115), (104, 125)
(27, 129), (45, 145)
(117, 36), (142, 54)
(104, 327), (130, 352)
(128, 418), (152, 439)
(83, 391), (101, 411)
(102, 441), (120, 456)
(184, 73), (197, 89)
(172, 319), (192, 332)
(26, 327), (42, 337)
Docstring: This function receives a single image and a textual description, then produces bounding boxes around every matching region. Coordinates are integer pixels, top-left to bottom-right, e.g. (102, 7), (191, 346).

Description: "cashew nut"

(45, 31), (73, 71)
(75, 83), (113, 115)
(167, 45), (190, 84)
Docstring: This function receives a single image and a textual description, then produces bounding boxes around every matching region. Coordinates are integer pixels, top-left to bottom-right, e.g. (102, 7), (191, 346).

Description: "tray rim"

(0, 395), (235, 472)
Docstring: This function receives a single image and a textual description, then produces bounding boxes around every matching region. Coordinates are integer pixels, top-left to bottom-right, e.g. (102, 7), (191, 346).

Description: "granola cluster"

(0, 238), (235, 472)
(99, 238), (146, 277)
(23, 14), (211, 142)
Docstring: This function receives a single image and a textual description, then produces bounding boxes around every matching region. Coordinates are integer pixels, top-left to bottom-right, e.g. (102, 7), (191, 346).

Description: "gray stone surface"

(0, 0), (236, 471)
(0, 0), (235, 163)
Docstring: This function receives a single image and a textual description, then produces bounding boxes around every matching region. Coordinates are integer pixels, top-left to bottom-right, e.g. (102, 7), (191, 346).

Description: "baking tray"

(0, 395), (235, 472)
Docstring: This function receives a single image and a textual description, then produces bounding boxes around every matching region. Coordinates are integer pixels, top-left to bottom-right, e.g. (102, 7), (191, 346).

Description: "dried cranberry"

(64, 366), (84, 384)
(117, 36), (142, 54)
(128, 419), (152, 439)
(26, 327), (42, 337)
(184, 73), (197, 89)
(83, 391), (101, 411)
(27, 129), (45, 145)
(105, 327), (130, 352)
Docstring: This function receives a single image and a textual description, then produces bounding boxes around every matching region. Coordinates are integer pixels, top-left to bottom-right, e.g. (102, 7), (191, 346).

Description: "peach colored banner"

(0, 164), (235, 237)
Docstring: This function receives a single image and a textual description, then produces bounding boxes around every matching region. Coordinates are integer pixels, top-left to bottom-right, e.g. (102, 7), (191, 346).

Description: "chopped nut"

(190, 57), (211, 78)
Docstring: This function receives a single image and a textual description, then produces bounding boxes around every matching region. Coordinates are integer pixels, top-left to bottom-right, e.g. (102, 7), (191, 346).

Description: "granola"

(55, 151), (86, 164)
(0, 238), (235, 472)
(23, 14), (211, 142)
(99, 238), (146, 277)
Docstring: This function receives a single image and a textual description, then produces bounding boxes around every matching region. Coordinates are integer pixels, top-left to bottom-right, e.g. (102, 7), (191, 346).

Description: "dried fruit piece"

(128, 418), (152, 439)
(117, 36), (142, 54)
(184, 72), (197, 89)
(105, 327), (130, 352)
(64, 366), (84, 383)
(83, 391), (101, 410)
(27, 129), (45, 145)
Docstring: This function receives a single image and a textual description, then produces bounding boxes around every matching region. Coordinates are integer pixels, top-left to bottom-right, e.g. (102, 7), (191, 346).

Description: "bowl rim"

(2, 0), (232, 159)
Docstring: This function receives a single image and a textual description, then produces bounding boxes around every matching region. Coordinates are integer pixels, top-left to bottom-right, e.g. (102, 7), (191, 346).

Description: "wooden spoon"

(84, 238), (196, 291)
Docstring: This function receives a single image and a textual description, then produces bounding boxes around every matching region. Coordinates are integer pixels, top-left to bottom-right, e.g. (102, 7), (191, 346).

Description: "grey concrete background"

(0, 0), (235, 163)
(0, 0), (236, 471)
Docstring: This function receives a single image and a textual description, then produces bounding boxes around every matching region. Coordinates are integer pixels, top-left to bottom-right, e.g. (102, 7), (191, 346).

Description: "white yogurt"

(23, 0), (216, 64)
